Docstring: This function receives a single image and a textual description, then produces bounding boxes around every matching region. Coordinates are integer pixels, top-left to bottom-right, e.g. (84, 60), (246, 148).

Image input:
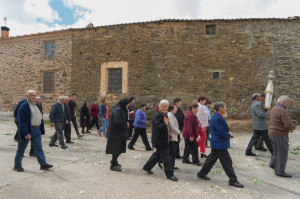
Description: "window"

(212, 72), (220, 79)
(108, 69), (122, 93)
(44, 42), (55, 60)
(43, 72), (56, 93)
(206, 25), (216, 35)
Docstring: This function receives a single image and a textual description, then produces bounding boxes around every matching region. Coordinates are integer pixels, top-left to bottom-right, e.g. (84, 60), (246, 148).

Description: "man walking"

(254, 94), (267, 151)
(245, 93), (273, 156)
(269, 96), (297, 177)
(173, 98), (185, 159)
(69, 94), (83, 138)
(13, 90), (52, 172)
(64, 96), (73, 144)
(49, 96), (68, 149)
(89, 99), (100, 131)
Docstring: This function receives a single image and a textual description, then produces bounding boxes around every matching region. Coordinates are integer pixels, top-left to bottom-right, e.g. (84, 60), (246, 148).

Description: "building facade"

(0, 18), (299, 120)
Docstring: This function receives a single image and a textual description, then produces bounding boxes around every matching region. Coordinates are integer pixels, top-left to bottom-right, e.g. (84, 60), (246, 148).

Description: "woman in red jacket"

(182, 103), (202, 166)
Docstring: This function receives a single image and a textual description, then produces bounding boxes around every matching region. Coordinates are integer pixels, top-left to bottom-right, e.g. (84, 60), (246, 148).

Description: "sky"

(0, 0), (299, 37)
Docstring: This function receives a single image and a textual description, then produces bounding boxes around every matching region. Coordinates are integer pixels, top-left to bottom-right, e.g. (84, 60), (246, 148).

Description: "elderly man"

(197, 102), (244, 188)
(269, 96), (297, 178)
(64, 96), (73, 144)
(13, 90), (52, 172)
(49, 96), (68, 149)
(245, 93), (273, 156)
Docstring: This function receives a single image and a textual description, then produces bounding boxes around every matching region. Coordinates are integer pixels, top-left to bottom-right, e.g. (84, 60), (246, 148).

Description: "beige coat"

(168, 112), (180, 142)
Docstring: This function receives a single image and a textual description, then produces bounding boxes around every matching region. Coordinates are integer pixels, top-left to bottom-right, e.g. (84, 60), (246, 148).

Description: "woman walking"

(197, 96), (209, 158)
(143, 99), (178, 181)
(167, 104), (181, 170)
(80, 101), (90, 134)
(98, 97), (109, 137)
(105, 98), (130, 171)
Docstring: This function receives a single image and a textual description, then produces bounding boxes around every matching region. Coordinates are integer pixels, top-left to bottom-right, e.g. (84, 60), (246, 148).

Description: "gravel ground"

(0, 121), (299, 199)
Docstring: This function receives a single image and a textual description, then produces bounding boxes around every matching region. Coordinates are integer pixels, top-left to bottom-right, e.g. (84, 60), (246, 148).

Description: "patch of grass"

(5, 133), (13, 135)
(211, 168), (224, 175)
(293, 147), (300, 151)
(43, 120), (50, 125)
(10, 144), (16, 146)
(248, 177), (262, 185)
(173, 186), (179, 189)
(95, 150), (102, 153)
(290, 151), (299, 155)
(255, 158), (264, 161)
(44, 151), (50, 154)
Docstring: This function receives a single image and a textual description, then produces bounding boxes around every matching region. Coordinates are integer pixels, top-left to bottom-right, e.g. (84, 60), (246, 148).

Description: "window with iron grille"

(108, 69), (122, 93)
(206, 25), (216, 35)
(44, 42), (55, 60)
(212, 72), (220, 79)
(43, 72), (56, 93)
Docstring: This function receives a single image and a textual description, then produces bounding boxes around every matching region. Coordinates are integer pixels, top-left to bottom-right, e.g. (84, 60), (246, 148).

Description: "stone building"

(0, 18), (299, 120)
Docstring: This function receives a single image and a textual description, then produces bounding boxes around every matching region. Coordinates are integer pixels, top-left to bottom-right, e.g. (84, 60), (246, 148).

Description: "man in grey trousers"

(245, 93), (273, 156)
(49, 96), (68, 149)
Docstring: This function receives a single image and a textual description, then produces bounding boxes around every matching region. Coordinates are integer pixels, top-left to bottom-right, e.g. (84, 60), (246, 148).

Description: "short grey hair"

(214, 101), (226, 111)
(26, 90), (36, 95)
(58, 96), (65, 100)
(64, 96), (69, 99)
(159, 99), (169, 109)
(277, 96), (290, 104)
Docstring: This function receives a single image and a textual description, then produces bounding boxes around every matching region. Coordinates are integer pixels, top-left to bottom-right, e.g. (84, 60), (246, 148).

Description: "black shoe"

(257, 147), (268, 151)
(245, 152), (256, 156)
(173, 166), (179, 170)
(175, 155), (183, 159)
(146, 148), (154, 151)
(143, 168), (154, 174)
(110, 161), (121, 167)
(277, 172), (292, 178)
(29, 153), (36, 157)
(167, 176), (178, 181)
(157, 162), (163, 169)
(13, 166), (24, 172)
(61, 145), (68, 149)
(110, 166), (122, 172)
(86, 130), (91, 134)
(128, 146), (135, 150)
(40, 164), (53, 170)
(77, 134), (84, 138)
(201, 153), (208, 158)
(183, 160), (192, 164)
(193, 162), (203, 166)
(197, 173), (210, 180)
(66, 141), (74, 144)
(49, 144), (58, 147)
(81, 131), (87, 134)
(229, 181), (244, 188)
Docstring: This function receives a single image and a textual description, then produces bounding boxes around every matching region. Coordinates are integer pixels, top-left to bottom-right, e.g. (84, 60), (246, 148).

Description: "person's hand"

(50, 123), (54, 127)
(66, 120), (69, 125)
(127, 122), (130, 128)
(74, 112), (76, 117)
(229, 132), (234, 138)
(190, 137), (194, 142)
(84, 116), (86, 119)
(292, 120), (298, 125)
(25, 134), (31, 139)
(164, 117), (169, 125)
(14, 117), (16, 121)
(146, 121), (150, 125)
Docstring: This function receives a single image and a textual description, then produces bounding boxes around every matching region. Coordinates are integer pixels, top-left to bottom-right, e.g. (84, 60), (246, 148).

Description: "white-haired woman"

(142, 99), (178, 181)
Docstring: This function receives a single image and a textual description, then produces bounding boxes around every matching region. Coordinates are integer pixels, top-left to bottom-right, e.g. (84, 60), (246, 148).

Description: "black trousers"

(128, 120), (134, 137)
(169, 141), (177, 166)
(199, 148), (238, 182)
(183, 139), (200, 164)
(143, 147), (174, 178)
(70, 116), (80, 135)
(63, 122), (71, 142)
(254, 136), (264, 149)
(174, 135), (181, 157)
(245, 129), (273, 155)
(128, 127), (151, 149)
(90, 117), (100, 130)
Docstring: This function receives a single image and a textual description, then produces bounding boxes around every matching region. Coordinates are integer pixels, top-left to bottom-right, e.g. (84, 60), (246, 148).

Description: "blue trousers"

(99, 118), (108, 135)
(14, 127), (47, 167)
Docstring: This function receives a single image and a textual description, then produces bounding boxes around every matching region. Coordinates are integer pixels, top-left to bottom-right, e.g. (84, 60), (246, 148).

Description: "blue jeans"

(14, 127), (47, 167)
(99, 118), (108, 135)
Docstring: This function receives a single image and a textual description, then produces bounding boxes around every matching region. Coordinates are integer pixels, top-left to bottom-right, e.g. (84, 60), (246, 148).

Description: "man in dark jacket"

(173, 98), (185, 158)
(13, 90), (52, 172)
(89, 99), (100, 130)
(69, 94), (83, 138)
(197, 102), (244, 188)
(127, 97), (136, 137)
(64, 96), (73, 143)
(49, 96), (68, 149)
(142, 99), (178, 181)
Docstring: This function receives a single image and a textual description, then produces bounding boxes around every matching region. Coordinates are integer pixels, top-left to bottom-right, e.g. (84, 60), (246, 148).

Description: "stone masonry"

(0, 18), (299, 120)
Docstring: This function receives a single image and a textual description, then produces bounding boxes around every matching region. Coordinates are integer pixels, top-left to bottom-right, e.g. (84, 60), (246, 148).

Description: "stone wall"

(71, 18), (300, 119)
(0, 30), (72, 113)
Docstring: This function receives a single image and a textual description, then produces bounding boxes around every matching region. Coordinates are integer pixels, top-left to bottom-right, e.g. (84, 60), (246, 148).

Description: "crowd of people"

(12, 89), (298, 188)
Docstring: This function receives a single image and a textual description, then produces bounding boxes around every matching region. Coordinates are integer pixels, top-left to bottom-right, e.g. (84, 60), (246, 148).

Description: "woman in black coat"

(105, 98), (130, 171)
(142, 99), (178, 181)
(80, 102), (90, 134)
